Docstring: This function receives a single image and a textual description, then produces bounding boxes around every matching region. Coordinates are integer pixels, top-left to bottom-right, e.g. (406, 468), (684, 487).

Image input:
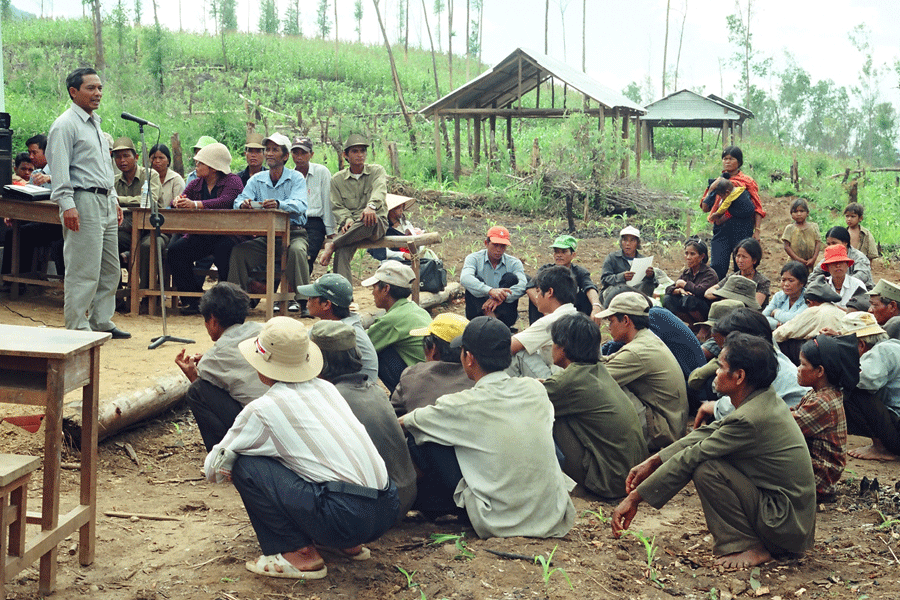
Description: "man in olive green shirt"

(612, 333), (816, 569)
(362, 261), (431, 393)
(319, 134), (388, 282)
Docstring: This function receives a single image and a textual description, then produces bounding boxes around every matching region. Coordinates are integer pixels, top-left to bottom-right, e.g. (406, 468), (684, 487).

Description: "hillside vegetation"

(4, 17), (899, 253)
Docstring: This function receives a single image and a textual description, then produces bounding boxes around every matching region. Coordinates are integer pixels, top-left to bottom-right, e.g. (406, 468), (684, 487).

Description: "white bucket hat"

(238, 317), (323, 383)
(193, 143), (233, 174)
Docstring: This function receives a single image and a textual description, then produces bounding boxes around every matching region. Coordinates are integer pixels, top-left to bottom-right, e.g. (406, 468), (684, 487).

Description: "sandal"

(245, 553), (328, 579)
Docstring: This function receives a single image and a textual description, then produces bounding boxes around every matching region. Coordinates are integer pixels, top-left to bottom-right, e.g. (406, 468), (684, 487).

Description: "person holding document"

(599, 226), (656, 306)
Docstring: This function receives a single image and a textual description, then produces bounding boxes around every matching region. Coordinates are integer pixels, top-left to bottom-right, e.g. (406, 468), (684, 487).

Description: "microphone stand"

(135, 123), (194, 350)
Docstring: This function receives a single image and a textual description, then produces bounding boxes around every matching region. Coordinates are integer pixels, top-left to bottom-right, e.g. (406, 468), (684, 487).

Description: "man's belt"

(74, 186), (109, 195)
(323, 480), (380, 499)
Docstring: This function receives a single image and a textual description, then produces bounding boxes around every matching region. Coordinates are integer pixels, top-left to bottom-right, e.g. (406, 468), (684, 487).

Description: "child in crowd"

(844, 203), (879, 261)
(793, 334), (858, 503)
(782, 198), (821, 269)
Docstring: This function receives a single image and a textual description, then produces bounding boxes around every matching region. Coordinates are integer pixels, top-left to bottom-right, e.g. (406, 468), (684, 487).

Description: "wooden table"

(129, 207), (293, 319)
(0, 325), (109, 594)
(0, 198), (62, 300)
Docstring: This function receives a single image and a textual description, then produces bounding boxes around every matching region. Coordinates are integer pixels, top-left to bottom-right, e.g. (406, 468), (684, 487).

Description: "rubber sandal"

(245, 553), (328, 579)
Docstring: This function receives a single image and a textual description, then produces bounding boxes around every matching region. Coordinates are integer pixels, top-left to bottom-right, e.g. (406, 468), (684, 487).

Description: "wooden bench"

(0, 454), (40, 595)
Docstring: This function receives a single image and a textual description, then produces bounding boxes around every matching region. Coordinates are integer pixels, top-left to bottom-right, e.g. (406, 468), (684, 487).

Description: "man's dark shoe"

(105, 327), (132, 340)
(179, 303), (201, 316)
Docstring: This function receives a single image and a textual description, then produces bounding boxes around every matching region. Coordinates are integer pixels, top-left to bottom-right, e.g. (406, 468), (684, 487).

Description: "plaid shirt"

(791, 387), (847, 498)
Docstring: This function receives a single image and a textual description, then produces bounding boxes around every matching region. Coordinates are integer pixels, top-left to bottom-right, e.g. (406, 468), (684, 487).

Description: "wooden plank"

(473, 116), (481, 167)
(434, 111), (442, 182)
(0, 326), (109, 359)
(435, 108), (609, 117)
(454, 117), (461, 182)
(0, 456), (40, 488)
(61, 351), (91, 395)
(5, 504), (91, 583)
(79, 345), (100, 566)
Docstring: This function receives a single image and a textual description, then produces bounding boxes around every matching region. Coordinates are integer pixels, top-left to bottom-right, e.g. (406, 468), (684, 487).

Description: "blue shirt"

(859, 338), (900, 417)
(234, 167), (308, 227)
(763, 289), (807, 329)
(460, 249), (527, 301)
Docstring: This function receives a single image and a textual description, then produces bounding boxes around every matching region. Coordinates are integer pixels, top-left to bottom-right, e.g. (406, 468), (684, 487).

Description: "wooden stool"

(0, 454), (40, 592)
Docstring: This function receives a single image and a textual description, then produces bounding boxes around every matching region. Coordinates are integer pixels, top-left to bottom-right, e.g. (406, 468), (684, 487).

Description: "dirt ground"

(2, 191), (900, 600)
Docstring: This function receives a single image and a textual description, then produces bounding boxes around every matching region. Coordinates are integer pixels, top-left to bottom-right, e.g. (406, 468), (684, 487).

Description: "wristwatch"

(366, 203), (377, 210)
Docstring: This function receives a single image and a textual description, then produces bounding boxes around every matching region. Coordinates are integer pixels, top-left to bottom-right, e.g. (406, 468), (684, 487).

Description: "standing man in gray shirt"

(47, 67), (130, 338)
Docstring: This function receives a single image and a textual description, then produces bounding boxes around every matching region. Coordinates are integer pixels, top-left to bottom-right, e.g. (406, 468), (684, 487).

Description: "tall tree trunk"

(582, 0), (586, 72)
(662, 0), (670, 96)
(91, 0), (106, 72)
(334, 0), (339, 80)
(372, 0), (417, 149)
(447, 0), (453, 90)
(421, 0), (452, 156)
(465, 0), (470, 81)
(404, 0), (410, 57)
(674, 0), (688, 89)
(544, 0), (549, 53)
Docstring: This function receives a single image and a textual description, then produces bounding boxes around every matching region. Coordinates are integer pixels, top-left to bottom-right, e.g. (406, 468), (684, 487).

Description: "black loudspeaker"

(0, 113), (12, 188)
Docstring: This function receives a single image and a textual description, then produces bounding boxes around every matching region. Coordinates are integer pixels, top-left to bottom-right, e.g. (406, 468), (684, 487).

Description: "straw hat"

(193, 143), (232, 174)
(386, 193), (416, 212)
(238, 317), (323, 383)
(713, 275), (760, 310)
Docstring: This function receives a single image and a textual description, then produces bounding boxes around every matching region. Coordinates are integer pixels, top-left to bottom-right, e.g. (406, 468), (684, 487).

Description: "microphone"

(121, 112), (159, 129)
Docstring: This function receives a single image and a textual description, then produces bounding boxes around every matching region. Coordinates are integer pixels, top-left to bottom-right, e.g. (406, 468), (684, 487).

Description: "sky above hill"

(23, 0), (900, 107)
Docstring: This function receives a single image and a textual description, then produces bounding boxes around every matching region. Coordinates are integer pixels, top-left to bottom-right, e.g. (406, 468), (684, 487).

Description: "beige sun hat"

(361, 261), (416, 288)
(193, 142), (233, 174)
(696, 298), (744, 327)
(840, 311), (886, 338)
(386, 193), (416, 212)
(597, 291), (652, 319)
(238, 317), (323, 383)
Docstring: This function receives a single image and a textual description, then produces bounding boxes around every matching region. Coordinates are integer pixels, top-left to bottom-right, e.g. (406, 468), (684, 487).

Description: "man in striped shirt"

(204, 317), (398, 579)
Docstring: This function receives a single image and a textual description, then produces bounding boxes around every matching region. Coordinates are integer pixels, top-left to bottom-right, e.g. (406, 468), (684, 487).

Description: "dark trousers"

(377, 346), (408, 394)
(662, 293), (711, 322)
(464, 272), (519, 328)
(845, 387), (900, 455)
(186, 379), (245, 452)
(167, 234), (236, 301)
(304, 216), (328, 274)
(406, 436), (466, 519)
(2, 222), (65, 277)
(231, 455), (399, 556)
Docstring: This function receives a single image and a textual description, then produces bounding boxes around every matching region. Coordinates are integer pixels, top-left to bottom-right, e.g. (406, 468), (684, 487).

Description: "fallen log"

(63, 373), (190, 448)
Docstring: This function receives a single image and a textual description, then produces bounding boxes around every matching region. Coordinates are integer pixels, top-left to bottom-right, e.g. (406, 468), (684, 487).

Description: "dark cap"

(296, 273), (353, 308)
(461, 316), (511, 359)
(291, 136), (313, 152)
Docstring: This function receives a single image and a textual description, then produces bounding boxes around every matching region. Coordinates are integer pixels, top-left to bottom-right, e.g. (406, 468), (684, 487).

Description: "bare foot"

(319, 241), (335, 266)
(849, 440), (897, 461)
(342, 545), (363, 557)
(714, 545), (772, 569)
(281, 546), (326, 572)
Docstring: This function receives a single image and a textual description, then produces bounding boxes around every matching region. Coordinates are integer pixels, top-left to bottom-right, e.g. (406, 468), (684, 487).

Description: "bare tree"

(662, 0), (670, 96)
(334, 0), (339, 79)
(354, 0), (363, 41)
(582, 0), (586, 71)
(544, 0), (549, 53)
(447, 0), (453, 89)
(90, 0), (106, 72)
(465, 0), (470, 80)
(556, 0), (570, 61)
(372, 0), (417, 149)
(674, 0), (688, 90)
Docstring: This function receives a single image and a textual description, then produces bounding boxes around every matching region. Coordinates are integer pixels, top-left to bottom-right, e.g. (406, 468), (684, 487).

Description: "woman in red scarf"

(700, 146), (765, 279)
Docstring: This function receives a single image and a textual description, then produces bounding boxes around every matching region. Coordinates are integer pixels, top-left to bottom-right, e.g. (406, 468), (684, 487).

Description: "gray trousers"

(330, 217), (388, 282)
(228, 228), (309, 300)
(61, 190), (120, 332)
(694, 459), (768, 556)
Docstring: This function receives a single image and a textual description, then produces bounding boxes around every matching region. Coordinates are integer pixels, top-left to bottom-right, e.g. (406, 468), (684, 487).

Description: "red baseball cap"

(487, 226), (511, 245)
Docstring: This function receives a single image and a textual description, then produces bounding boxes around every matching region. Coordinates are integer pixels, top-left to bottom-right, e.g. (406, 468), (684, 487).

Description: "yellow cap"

(410, 313), (469, 342)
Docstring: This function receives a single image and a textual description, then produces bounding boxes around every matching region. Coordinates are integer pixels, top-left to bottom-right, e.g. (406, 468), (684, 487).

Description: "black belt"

(74, 186), (109, 195)
(323, 480), (380, 499)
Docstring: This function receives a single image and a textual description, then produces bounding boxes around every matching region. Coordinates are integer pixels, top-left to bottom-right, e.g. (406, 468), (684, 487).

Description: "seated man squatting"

(310, 320), (417, 521)
(543, 312), (647, 499)
(612, 332), (817, 569)
(400, 316), (576, 538)
(205, 317), (399, 580)
(459, 225), (527, 329)
(525, 235), (603, 324)
(175, 282), (269, 451)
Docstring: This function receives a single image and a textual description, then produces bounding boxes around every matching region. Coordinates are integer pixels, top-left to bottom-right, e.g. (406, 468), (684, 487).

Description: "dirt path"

(1, 191), (899, 599)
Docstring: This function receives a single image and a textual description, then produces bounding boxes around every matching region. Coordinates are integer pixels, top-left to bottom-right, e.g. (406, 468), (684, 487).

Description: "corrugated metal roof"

(707, 94), (755, 119)
(420, 47), (645, 115)
(642, 89), (742, 123)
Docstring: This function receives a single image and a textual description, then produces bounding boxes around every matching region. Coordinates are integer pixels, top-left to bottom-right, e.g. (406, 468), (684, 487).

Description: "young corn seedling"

(397, 566), (427, 600)
(624, 529), (663, 589)
(534, 544), (573, 590)
(429, 532), (475, 560)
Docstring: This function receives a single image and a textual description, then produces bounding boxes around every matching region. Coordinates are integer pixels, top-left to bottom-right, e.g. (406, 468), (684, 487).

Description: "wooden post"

(489, 113), (497, 169)
(507, 116), (516, 171)
(563, 83), (568, 111)
(598, 106), (605, 133)
(721, 120), (728, 148)
(387, 141), (401, 177)
(517, 55), (522, 110)
(634, 117), (642, 181)
(434, 110), (442, 182)
(454, 117), (461, 181)
(551, 76), (555, 108)
(473, 116), (481, 167)
(536, 69), (541, 108)
(620, 111), (629, 179)
(170, 133), (184, 177)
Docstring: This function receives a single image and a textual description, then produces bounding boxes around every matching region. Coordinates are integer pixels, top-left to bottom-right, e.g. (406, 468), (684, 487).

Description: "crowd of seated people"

(9, 131), (900, 582)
